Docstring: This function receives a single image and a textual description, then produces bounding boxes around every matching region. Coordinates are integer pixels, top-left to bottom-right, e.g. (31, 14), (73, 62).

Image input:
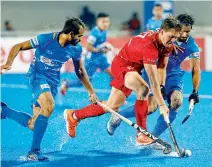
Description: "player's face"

(69, 26), (85, 45)
(97, 17), (110, 31)
(153, 6), (163, 18)
(178, 25), (192, 42)
(160, 29), (180, 47)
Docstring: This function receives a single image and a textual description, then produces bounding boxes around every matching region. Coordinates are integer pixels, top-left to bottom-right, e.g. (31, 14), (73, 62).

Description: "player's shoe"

(0, 102), (7, 119)
(151, 142), (164, 150)
(136, 132), (154, 146)
(64, 109), (78, 137)
(60, 79), (68, 96)
(107, 114), (122, 135)
(27, 149), (49, 162)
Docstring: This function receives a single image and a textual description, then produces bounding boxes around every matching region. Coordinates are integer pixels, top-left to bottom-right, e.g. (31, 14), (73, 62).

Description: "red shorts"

(110, 55), (143, 97)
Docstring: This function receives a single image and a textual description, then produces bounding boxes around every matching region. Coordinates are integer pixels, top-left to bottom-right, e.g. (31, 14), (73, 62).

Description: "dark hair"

(5, 20), (10, 25)
(62, 17), (85, 35)
(176, 13), (195, 27)
(154, 3), (163, 8)
(97, 13), (109, 18)
(161, 16), (182, 32)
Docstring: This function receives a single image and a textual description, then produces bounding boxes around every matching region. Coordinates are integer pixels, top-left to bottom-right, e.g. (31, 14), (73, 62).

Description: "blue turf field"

(1, 72), (212, 167)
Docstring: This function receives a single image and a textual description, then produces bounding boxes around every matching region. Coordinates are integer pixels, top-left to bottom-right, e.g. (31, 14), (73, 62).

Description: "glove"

(160, 85), (166, 98)
(189, 89), (199, 104)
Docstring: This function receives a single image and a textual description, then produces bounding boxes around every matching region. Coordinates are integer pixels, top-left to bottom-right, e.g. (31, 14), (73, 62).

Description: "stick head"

(180, 148), (186, 157)
(163, 145), (172, 154)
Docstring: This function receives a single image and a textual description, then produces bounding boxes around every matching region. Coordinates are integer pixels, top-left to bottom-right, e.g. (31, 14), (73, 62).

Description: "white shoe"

(151, 142), (165, 150)
(107, 114), (122, 135)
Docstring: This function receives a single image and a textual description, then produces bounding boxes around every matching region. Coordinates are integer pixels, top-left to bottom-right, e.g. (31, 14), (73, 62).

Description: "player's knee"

(136, 84), (149, 99)
(106, 101), (120, 111)
(44, 100), (55, 115)
(170, 92), (183, 111)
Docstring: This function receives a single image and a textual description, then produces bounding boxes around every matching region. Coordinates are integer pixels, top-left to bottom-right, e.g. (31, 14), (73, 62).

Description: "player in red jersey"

(64, 16), (182, 145)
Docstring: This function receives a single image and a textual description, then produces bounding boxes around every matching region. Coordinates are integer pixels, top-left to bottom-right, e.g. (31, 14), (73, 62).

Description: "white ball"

(185, 149), (192, 157)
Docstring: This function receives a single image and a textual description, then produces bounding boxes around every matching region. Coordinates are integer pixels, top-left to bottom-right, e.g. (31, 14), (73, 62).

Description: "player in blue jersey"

(0, 17), (97, 161)
(107, 14), (201, 144)
(146, 3), (164, 31)
(60, 13), (112, 95)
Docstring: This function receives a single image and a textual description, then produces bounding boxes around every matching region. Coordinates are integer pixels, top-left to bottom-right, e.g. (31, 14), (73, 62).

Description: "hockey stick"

(182, 99), (194, 124)
(166, 116), (185, 157)
(96, 100), (172, 154)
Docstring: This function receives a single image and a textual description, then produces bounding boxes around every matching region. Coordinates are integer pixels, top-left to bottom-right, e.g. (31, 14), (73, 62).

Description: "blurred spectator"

(4, 20), (15, 31)
(146, 3), (164, 31)
(128, 12), (141, 35)
(121, 21), (129, 31)
(79, 6), (95, 30)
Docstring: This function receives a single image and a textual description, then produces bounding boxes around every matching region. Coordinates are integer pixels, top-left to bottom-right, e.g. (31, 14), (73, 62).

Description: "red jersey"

(118, 31), (174, 66)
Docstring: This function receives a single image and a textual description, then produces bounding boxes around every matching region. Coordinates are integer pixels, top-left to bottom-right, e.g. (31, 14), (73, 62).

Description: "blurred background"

(1, 1), (212, 72)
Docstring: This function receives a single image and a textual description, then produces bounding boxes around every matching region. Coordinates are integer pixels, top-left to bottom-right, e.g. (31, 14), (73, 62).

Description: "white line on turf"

(1, 83), (212, 99)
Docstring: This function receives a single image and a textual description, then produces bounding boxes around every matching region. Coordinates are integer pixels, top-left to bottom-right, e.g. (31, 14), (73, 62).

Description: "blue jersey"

(86, 26), (107, 59)
(146, 17), (164, 30)
(28, 32), (82, 86)
(167, 36), (200, 72)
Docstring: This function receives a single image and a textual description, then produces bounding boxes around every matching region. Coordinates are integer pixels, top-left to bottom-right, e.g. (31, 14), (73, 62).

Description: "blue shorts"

(28, 78), (58, 107)
(85, 54), (110, 77)
(142, 70), (185, 102)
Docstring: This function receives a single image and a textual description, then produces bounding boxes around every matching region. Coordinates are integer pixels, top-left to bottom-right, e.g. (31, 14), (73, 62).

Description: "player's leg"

(64, 86), (126, 137)
(27, 91), (54, 161)
(28, 105), (42, 130)
(27, 78), (56, 161)
(107, 95), (158, 135)
(152, 90), (183, 136)
(124, 71), (153, 145)
(152, 72), (184, 137)
(0, 102), (32, 127)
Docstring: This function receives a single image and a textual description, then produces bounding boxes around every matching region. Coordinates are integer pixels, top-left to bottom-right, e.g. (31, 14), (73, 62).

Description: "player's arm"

(144, 63), (169, 120)
(142, 45), (169, 120)
(144, 64), (166, 107)
(157, 56), (169, 86)
(189, 57), (201, 104)
(72, 58), (97, 103)
(1, 40), (32, 73)
(190, 58), (200, 91)
(87, 42), (100, 53)
(157, 56), (169, 97)
(86, 34), (100, 53)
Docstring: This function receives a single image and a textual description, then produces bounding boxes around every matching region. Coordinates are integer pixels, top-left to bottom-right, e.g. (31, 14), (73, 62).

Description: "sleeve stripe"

(29, 39), (34, 48)
(189, 52), (200, 59)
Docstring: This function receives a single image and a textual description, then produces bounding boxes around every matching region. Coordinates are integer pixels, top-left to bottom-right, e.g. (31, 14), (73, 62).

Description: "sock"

(66, 80), (83, 88)
(152, 109), (177, 136)
(135, 100), (148, 129)
(2, 105), (31, 127)
(119, 105), (135, 118)
(31, 115), (48, 151)
(74, 103), (105, 120)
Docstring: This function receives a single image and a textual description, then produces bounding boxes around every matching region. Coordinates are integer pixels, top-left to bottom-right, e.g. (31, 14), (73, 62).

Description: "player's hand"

(159, 104), (169, 122)
(88, 92), (98, 103)
(0, 64), (12, 75)
(189, 89), (199, 104)
(173, 44), (185, 56)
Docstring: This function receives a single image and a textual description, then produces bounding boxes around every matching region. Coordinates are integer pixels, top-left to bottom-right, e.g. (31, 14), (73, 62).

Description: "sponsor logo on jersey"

(40, 56), (54, 66)
(40, 84), (50, 89)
